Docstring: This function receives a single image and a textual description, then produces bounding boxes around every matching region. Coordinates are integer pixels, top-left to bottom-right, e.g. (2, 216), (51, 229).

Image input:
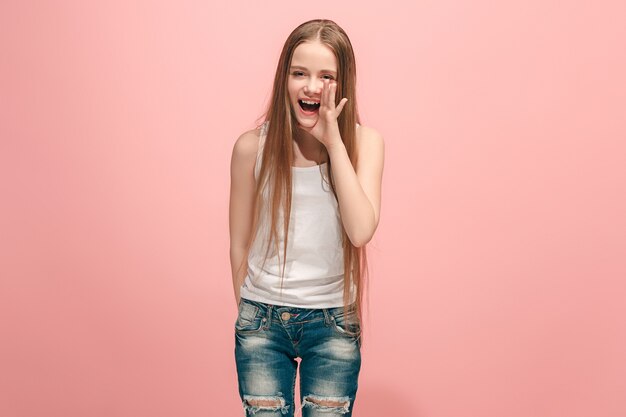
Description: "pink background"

(1, 1), (625, 416)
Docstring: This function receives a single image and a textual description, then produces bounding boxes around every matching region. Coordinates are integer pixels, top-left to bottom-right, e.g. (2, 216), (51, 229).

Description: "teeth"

(300, 100), (319, 105)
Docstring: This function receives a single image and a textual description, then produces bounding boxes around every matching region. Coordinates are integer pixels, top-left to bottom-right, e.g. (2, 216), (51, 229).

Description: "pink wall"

(1, 1), (625, 416)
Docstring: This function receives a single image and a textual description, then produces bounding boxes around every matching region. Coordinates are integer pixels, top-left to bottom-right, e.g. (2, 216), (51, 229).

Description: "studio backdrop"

(1, 1), (625, 416)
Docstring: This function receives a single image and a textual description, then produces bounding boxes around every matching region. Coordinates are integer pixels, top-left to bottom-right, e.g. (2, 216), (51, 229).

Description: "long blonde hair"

(239, 19), (368, 336)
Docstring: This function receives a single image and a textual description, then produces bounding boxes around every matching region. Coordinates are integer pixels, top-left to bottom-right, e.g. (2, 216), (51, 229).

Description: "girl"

(229, 19), (384, 417)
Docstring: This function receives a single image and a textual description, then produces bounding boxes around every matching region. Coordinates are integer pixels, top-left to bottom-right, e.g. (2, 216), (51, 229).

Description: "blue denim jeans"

(234, 297), (362, 416)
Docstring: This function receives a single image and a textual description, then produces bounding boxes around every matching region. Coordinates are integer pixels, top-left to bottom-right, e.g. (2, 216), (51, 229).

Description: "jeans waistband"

(240, 297), (357, 316)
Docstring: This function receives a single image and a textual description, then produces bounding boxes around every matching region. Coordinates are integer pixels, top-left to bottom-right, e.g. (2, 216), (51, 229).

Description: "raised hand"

(309, 79), (348, 148)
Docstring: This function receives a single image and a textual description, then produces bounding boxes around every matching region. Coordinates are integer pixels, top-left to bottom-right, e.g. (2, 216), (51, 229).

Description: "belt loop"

(265, 304), (273, 329)
(322, 308), (331, 325)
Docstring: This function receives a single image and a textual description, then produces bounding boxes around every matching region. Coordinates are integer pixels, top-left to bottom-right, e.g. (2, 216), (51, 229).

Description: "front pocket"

(235, 301), (263, 333)
(331, 310), (361, 338)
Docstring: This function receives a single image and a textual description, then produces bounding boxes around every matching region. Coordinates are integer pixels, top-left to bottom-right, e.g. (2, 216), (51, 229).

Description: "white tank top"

(239, 121), (357, 308)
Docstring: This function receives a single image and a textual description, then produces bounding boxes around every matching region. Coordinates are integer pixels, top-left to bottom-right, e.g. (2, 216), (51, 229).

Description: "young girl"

(229, 19), (384, 417)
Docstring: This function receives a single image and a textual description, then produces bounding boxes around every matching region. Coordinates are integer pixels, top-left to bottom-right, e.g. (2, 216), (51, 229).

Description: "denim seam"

(280, 320), (296, 346)
(278, 317), (325, 326)
(234, 324), (264, 335)
(291, 363), (297, 411)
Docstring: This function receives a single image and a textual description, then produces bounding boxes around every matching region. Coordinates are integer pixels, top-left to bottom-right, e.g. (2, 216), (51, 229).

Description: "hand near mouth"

(308, 79), (348, 148)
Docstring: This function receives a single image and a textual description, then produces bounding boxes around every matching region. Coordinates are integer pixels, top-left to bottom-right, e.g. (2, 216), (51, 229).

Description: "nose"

(304, 78), (322, 95)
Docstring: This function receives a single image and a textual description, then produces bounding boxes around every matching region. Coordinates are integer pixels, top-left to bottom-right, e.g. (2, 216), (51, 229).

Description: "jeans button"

(281, 312), (291, 321)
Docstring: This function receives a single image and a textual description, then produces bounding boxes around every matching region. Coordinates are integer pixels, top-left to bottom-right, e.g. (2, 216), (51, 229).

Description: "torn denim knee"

(242, 394), (290, 415)
(301, 394), (350, 414)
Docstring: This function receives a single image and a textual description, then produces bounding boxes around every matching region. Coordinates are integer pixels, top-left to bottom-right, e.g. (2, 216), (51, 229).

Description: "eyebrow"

(290, 65), (337, 75)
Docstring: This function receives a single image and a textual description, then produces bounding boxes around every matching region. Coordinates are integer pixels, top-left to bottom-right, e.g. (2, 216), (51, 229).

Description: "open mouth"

(298, 99), (320, 113)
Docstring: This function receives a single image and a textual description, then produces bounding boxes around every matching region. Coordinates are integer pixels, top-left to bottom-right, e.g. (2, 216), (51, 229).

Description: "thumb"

(336, 98), (348, 115)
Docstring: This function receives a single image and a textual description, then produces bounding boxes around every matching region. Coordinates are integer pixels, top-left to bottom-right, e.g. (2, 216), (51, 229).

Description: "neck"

(293, 125), (316, 143)
(293, 127), (328, 163)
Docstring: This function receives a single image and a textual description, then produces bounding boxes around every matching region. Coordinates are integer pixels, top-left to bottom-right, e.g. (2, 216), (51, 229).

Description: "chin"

(297, 120), (315, 130)
(296, 113), (318, 127)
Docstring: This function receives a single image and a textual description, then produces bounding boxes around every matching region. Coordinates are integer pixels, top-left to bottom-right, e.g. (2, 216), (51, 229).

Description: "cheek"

(288, 78), (305, 92)
(287, 85), (298, 101)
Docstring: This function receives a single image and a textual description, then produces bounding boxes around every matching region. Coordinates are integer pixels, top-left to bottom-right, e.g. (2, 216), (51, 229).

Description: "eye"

(293, 71), (304, 77)
(322, 75), (334, 80)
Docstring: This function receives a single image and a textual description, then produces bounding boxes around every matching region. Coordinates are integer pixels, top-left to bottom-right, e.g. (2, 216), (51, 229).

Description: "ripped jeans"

(234, 297), (362, 416)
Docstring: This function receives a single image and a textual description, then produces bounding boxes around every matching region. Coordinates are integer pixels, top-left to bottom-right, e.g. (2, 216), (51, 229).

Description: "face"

(287, 41), (338, 130)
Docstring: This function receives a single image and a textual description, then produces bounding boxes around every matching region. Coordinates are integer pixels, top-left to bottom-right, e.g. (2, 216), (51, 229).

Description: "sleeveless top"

(239, 121), (358, 308)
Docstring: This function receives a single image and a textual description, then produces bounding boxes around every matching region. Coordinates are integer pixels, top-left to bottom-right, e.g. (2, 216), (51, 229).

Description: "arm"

(326, 126), (385, 247)
(229, 130), (259, 307)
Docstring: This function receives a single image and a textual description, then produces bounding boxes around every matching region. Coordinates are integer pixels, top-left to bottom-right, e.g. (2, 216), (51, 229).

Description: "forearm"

(326, 139), (376, 247)
(230, 246), (248, 305)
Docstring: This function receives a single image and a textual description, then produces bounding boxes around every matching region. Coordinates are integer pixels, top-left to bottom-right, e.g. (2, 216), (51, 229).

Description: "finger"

(323, 79), (330, 108)
(336, 98), (348, 115)
(330, 82), (337, 109)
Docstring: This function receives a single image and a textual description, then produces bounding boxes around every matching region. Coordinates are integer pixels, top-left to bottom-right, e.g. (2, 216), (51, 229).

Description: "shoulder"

(230, 127), (263, 175)
(356, 124), (384, 157)
(231, 126), (263, 170)
(354, 124), (384, 175)
(232, 127), (261, 158)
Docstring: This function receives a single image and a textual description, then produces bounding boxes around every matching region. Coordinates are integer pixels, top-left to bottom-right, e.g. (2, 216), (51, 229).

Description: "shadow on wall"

(354, 384), (419, 416)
